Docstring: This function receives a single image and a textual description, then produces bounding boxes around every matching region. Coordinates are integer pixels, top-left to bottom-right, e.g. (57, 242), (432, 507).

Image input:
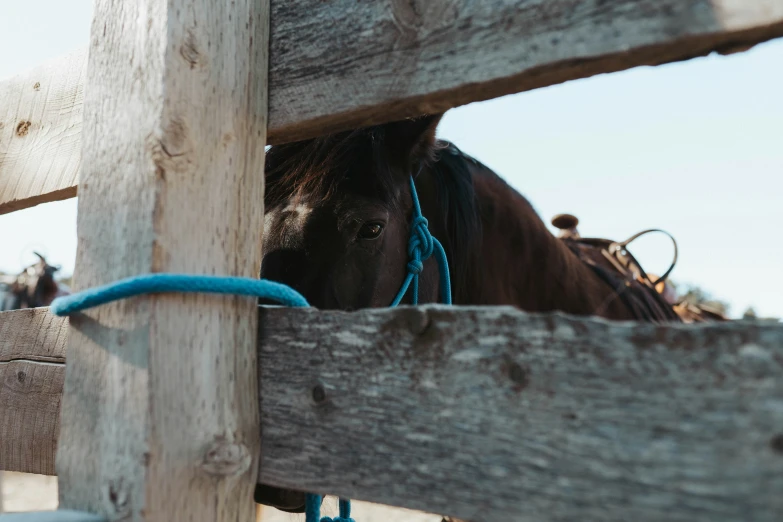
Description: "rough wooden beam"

(0, 309), (66, 476)
(1, 306), (782, 520)
(3, 0), (782, 214)
(0, 50), (84, 215)
(54, 1), (269, 521)
(267, 0), (783, 143)
(258, 306), (783, 522)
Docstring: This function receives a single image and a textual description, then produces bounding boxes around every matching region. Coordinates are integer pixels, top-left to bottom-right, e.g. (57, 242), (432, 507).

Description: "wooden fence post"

(54, 1), (269, 521)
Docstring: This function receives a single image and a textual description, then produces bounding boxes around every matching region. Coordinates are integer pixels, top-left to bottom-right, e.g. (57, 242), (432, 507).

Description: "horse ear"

(385, 113), (444, 168)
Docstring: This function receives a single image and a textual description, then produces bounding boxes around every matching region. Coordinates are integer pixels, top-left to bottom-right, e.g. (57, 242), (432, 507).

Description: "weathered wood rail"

(2, 0), (783, 214)
(2, 306), (782, 521)
(0, 309), (65, 477)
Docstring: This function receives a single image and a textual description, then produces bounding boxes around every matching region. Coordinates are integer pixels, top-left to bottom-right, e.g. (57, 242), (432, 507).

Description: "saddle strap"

(561, 234), (682, 323)
(610, 228), (679, 287)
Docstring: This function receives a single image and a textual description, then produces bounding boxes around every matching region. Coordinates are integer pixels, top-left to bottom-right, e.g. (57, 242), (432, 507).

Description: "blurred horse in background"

(0, 252), (70, 311)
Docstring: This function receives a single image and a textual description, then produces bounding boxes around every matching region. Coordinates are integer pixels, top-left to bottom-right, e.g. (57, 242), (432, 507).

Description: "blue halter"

(303, 175), (452, 522)
(390, 175), (452, 306)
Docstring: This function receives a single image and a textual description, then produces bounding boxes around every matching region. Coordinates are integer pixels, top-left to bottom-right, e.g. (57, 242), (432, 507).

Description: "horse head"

(260, 114), (451, 312)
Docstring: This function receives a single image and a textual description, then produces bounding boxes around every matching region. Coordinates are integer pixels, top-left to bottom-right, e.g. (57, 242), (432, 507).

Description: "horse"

(0, 252), (70, 311)
(255, 112), (701, 514)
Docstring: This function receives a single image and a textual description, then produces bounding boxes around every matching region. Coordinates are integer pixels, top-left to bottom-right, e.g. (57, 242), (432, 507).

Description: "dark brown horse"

(256, 113), (689, 513)
(261, 113), (679, 320)
(0, 253), (70, 311)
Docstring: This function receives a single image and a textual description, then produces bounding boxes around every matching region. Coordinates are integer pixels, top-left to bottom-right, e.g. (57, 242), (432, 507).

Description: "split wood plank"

(0, 50), (85, 215)
(0, 308), (66, 477)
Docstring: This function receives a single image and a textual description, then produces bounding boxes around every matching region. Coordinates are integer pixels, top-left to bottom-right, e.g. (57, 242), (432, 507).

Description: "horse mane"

(264, 128), (483, 304)
(427, 141), (482, 303)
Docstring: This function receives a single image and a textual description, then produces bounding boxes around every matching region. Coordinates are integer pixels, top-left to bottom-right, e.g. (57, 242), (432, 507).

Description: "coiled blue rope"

(50, 273), (309, 315)
(49, 175), (450, 522)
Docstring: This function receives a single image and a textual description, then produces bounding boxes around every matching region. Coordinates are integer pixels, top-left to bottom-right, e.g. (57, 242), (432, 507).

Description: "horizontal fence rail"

(0, 50), (85, 215)
(2, 0), (783, 214)
(0, 308), (65, 476)
(2, 306), (782, 521)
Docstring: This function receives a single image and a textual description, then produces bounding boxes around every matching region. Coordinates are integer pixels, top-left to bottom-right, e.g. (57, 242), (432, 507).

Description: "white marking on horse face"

(263, 208), (279, 234)
(263, 202), (314, 249)
(285, 203), (313, 230)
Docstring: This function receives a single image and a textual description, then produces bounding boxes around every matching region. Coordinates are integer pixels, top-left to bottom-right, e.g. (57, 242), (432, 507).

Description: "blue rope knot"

(391, 177), (452, 307)
(408, 215), (435, 261)
(406, 259), (424, 275)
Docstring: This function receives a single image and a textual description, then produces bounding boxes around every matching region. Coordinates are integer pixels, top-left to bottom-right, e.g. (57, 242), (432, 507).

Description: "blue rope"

(306, 494), (353, 522)
(48, 175), (450, 522)
(49, 273), (309, 316)
(390, 176), (452, 306)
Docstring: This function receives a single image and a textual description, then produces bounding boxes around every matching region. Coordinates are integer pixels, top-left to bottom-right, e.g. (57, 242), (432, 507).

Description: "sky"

(1, 2), (782, 319)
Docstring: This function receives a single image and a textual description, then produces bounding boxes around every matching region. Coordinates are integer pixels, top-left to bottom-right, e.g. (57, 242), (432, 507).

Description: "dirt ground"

(1, 471), (443, 521)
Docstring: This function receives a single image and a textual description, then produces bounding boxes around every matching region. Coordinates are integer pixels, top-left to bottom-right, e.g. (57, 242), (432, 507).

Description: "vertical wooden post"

(55, 1), (269, 521)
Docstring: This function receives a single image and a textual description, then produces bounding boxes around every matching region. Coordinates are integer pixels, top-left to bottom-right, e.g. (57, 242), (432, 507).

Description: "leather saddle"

(551, 214), (726, 323)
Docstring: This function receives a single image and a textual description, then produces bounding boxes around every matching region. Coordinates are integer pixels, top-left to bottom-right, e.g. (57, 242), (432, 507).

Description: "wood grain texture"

(258, 306), (783, 522)
(0, 308), (68, 364)
(0, 309), (66, 476)
(4, 0), (783, 214)
(267, 0), (783, 143)
(0, 49), (85, 215)
(54, 1), (269, 521)
(1, 306), (783, 519)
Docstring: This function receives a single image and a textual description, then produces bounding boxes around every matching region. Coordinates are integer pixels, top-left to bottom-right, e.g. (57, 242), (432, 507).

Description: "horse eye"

(357, 222), (384, 240)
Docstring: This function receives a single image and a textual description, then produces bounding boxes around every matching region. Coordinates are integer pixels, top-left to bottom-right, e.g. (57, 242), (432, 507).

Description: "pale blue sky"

(1, 2), (781, 318)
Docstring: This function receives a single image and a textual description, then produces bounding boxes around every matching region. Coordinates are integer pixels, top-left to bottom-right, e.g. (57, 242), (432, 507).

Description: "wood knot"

(405, 307), (432, 336)
(311, 382), (328, 405)
(15, 120), (32, 137)
(16, 370), (26, 383)
(504, 360), (529, 391)
(105, 477), (130, 518)
(508, 362), (528, 386)
(202, 439), (251, 477)
(147, 116), (192, 173)
(770, 434), (783, 455)
(390, 0), (459, 43)
(180, 29), (204, 69)
(33, 82), (41, 91)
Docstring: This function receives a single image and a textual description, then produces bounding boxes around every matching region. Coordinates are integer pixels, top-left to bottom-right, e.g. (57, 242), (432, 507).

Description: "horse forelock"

(264, 127), (400, 210)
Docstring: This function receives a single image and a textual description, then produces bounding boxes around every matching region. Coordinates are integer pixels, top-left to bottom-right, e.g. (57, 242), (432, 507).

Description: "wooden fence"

(2, 1), (783, 522)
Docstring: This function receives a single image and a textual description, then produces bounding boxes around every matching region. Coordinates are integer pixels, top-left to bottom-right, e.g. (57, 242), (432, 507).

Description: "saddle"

(551, 214), (726, 324)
